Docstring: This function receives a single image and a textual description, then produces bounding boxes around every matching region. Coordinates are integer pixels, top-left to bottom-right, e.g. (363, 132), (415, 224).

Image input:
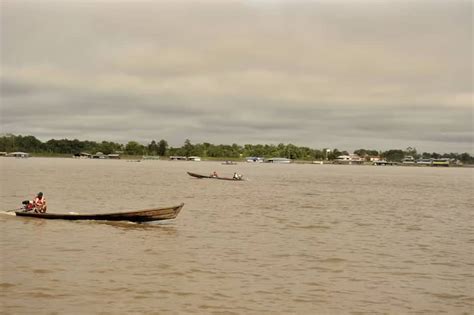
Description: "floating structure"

(432, 158), (450, 167)
(6, 152), (29, 158)
(246, 157), (264, 163)
(401, 156), (416, 164)
(91, 152), (121, 159)
(265, 157), (292, 164)
(415, 158), (455, 167)
(334, 154), (364, 165)
(373, 160), (397, 166)
(92, 152), (107, 159)
(188, 156), (201, 162)
(73, 152), (92, 158)
(416, 159), (433, 166)
(169, 156), (201, 161)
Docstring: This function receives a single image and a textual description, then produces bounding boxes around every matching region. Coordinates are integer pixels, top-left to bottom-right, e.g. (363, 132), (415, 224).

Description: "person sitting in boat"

(33, 192), (47, 213)
(211, 171), (218, 178)
(233, 172), (243, 180)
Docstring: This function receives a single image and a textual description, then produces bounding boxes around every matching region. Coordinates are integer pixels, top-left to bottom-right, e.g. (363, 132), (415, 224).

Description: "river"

(1, 158), (472, 314)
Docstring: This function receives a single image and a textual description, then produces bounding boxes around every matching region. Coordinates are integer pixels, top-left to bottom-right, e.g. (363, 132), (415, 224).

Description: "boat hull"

(187, 171), (212, 179)
(14, 203), (184, 222)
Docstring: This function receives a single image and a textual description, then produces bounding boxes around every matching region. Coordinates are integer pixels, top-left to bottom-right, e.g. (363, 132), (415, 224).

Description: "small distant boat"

(13, 203), (184, 222)
(432, 158), (450, 167)
(187, 171), (243, 181)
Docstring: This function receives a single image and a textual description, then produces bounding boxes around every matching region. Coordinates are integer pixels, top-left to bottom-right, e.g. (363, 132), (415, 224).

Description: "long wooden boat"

(14, 203), (184, 222)
(187, 171), (243, 181)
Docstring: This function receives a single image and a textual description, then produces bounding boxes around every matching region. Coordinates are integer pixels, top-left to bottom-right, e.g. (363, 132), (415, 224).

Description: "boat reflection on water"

(95, 220), (180, 233)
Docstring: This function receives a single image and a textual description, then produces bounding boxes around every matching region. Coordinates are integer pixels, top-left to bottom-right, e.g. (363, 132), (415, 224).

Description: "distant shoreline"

(2, 155), (472, 168)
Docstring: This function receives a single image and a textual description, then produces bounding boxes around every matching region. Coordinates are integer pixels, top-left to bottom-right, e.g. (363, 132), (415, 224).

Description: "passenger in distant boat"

(33, 192), (47, 213)
(211, 171), (218, 178)
(233, 172), (242, 180)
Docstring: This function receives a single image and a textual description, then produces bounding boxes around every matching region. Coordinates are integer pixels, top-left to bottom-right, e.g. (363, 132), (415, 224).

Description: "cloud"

(1, 0), (472, 152)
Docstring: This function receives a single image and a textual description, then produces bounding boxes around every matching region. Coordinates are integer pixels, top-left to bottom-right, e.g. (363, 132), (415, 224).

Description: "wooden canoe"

(14, 203), (184, 222)
(187, 171), (243, 181)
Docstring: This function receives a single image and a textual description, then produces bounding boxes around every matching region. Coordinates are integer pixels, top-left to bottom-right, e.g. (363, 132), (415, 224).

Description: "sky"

(1, 0), (472, 153)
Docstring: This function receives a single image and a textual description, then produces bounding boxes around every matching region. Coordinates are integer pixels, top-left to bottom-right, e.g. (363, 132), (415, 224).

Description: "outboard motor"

(22, 200), (34, 211)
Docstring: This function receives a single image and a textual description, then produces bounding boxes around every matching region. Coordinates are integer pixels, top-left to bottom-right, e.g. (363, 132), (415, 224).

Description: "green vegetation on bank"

(1, 134), (473, 164)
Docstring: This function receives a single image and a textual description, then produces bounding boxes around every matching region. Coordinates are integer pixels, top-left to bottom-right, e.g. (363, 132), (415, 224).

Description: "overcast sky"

(1, 0), (472, 153)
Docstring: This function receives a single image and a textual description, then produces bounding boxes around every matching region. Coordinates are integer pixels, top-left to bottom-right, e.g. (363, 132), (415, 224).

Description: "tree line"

(0, 134), (472, 164)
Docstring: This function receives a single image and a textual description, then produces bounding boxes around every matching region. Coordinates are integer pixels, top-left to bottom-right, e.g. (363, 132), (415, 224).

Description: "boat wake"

(1, 211), (16, 216)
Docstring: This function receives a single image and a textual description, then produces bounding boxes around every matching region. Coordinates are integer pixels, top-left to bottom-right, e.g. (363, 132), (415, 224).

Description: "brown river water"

(0, 158), (473, 314)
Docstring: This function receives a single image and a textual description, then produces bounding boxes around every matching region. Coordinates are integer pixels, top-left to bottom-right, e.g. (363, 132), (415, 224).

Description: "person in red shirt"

(33, 192), (47, 213)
